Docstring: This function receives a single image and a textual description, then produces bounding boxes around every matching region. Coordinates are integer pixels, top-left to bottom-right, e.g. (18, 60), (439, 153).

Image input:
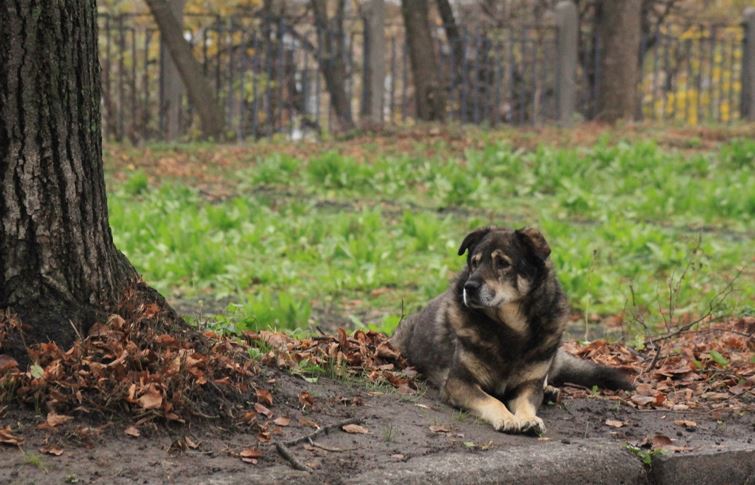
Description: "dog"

(392, 226), (634, 434)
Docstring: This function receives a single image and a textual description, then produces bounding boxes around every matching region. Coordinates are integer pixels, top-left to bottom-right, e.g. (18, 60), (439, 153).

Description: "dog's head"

(457, 227), (551, 309)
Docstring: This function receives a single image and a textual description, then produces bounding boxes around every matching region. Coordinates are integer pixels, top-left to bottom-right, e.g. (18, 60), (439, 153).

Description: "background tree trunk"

(159, 0), (186, 140)
(311, 0), (355, 131)
(146, 0), (226, 139)
(0, 1), (140, 355)
(595, 0), (642, 122)
(401, 0), (447, 121)
(435, 0), (464, 87)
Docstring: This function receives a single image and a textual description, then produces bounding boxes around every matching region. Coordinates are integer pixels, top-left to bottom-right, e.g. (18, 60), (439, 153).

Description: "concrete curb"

(344, 439), (755, 485)
(650, 441), (755, 485)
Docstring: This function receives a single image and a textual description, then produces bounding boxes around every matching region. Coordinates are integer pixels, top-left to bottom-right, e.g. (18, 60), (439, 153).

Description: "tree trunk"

(159, 0), (186, 140)
(595, 0), (642, 122)
(435, 0), (464, 87)
(311, 0), (355, 131)
(401, 0), (446, 121)
(0, 1), (140, 356)
(145, 0), (226, 140)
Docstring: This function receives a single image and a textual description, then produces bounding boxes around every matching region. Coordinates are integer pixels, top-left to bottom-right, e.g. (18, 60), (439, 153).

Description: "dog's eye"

(495, 258), (510, 270)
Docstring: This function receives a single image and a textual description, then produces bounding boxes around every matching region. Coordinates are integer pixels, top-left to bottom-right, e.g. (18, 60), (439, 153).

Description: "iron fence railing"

(637, 24), (744, 123)
(97, 11), (749, 142)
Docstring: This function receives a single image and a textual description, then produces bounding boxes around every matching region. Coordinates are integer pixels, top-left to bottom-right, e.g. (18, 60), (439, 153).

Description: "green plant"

(23, 452), (46, 471)
(625, 444), (665, 466)
(382, 425), (395, 443)
(123, 170), (149, 195)
(105, 136), (753, 341)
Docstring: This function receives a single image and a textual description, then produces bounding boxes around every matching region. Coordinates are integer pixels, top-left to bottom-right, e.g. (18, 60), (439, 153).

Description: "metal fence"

(97, 11), (750, 142)
(637, 24), (745, 124)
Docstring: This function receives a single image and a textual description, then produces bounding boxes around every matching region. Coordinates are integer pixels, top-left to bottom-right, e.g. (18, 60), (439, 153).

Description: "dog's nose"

(464, 280), (481, 293)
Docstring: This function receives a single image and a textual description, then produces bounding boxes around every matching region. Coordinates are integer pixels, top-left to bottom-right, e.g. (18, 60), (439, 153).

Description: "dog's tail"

(549, 348), (635, 391)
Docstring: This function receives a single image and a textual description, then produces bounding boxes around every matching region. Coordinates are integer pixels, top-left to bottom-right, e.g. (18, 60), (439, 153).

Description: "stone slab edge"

(345, 438), (755, 485)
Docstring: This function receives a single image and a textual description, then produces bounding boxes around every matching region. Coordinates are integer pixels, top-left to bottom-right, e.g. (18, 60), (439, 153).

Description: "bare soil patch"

(1, 365), (752, 485)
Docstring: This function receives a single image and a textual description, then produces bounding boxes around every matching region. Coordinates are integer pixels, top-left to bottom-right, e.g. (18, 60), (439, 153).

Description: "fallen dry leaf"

(651, 434), (673, 449)
(137, 386), (163, 410)
(240, 447), (263, 463)
(341, 423), (369, 434)
(184, 436), (200, 449)
(391, 453), (406, 461)
(124, 425), (141, 438)
(630, 395), (656, 406)
(605, 419), (625, 428)
(665, 445), (695, 453)
(256, 388), (273, 406)
(45, 412), (73, 428)
(429, 425), (451, 433)
(634, 383), (655, 396)
(298, 391), (314, 409)
(254, 403), (273, 418)
(239, 448), (263, 458)
(673, 419), (697, 429)
(298, 417), (320, 429)
(273, 416), (291, 427)
(0, 354), (19, 373)
(40, 446), (64, 456)
(0, 426), (23, 446)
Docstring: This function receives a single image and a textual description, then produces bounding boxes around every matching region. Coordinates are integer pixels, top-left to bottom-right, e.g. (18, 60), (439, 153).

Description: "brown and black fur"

(392, 227), (634, 434)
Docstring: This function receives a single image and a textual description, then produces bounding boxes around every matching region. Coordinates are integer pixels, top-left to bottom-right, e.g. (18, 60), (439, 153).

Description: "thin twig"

(273, 417), (363, 471)
(645, 342), (663, 372)
(68, 319), (83, 340)
(644, 268), (742, 346)
(275, 442), (310, 471)
(280, 417), (362, 447)
(307, 438), (351, 452)
(396, 299), (406, 329)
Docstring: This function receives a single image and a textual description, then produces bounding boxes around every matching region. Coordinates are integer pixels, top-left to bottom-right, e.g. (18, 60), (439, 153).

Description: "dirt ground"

(2, 365), (752, 485)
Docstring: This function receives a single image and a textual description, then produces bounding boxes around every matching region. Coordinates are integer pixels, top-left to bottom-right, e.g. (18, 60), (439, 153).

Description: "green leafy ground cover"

(106, 132), (753, 342)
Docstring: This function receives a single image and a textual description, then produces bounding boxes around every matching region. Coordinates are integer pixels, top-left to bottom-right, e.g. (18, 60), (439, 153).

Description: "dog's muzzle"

(463, 280), (482, 308)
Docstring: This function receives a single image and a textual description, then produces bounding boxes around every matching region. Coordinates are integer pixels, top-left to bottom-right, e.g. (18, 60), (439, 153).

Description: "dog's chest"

(492, 357), (552, 395)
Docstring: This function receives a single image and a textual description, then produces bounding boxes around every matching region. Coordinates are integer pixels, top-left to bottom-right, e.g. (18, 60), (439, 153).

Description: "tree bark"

(0, 1), (140, 355)
(310, 0), (354, 131)
(594, 0), (642, 122)
(401, 0), (446, 121)
(435, 0), (464, 87)
(145, 0), (226, 139)
(159, 0), (186, 140)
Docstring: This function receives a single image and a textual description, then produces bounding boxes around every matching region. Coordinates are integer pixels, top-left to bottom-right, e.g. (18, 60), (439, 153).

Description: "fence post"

(363, 0), (385, 125)
(742, 7), (755, 121)
(159, 0), (185, 140)
(555, 1), (578, 126)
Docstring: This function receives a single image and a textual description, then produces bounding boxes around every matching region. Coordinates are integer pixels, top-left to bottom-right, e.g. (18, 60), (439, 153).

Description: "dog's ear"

(457, 227), (492, 256)
(515, 227), (551, 261)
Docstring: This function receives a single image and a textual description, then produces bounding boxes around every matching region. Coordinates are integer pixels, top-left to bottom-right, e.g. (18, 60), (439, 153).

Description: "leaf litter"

(0, 287), (751, 463)
(561, 317), (753, 413)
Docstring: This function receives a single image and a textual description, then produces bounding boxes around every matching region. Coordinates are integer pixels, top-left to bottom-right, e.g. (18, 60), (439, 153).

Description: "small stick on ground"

(307, 437), (351, 452)
(275, 443), (310, 471)
(645, 342), (663, 372)
(273, 417), (363, 471)
(280, 417), (363, 447)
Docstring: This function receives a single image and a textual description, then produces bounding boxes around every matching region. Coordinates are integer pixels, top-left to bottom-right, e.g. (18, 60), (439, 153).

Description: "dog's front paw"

(518, 416), (546, 435)
(543, 385), (561, 404)
(489, 414), (525, 433)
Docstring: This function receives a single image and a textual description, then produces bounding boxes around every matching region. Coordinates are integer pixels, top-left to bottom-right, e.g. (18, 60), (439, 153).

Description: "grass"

(22, 452), (46, 471)
(106, 133), (753, 340)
